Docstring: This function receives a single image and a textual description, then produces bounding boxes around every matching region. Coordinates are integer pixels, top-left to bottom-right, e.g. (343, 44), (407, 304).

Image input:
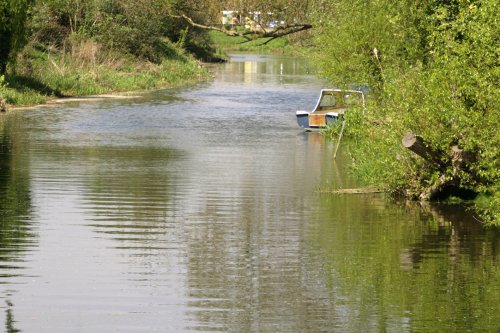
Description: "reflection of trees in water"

(0, 116), (34, 272)
(0, 116), (34, 333)
(66, 146), (180, 251)
(182, 133), (359, 332)
(308, 195), (500, 332)
(183, 183), (343, 331)
(183, 188), (500, 331)
(402, 202), (500, 268)
(185, 198), (285, 331)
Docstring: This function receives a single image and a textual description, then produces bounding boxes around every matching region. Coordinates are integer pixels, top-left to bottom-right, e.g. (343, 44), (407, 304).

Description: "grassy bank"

(209, 31), (310, 57)
(0, 40), (210, 108)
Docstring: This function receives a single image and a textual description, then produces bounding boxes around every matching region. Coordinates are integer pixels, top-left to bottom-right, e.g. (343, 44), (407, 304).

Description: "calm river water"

(1, 54), (499, 332)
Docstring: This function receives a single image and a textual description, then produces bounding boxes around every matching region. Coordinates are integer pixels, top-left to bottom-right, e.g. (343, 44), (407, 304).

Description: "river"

(1, 54), (499, 332)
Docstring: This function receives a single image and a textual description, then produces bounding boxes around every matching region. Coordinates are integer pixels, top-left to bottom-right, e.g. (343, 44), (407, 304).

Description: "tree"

(171, 0), (316, 42)
(0, 0), (32, 74)
(28, 0), (216, 62)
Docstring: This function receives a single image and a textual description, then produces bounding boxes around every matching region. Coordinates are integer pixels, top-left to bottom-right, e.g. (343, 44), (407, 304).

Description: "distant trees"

(173, 0), (316, 42)
(28, 0), (207, 62)
(1, 0), (317, 72)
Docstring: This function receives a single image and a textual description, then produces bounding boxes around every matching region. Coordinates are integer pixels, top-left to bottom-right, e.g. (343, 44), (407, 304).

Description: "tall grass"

(1, 38), (209, 106)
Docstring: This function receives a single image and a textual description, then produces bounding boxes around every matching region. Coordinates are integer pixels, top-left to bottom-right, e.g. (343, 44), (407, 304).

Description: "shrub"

(314, 0), (500, 225)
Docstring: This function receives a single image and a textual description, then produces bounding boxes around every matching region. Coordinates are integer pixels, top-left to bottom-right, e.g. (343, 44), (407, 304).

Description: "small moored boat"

(296, 89), (365, 130)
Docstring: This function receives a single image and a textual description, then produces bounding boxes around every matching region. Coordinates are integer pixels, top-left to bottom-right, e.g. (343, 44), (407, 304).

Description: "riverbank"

(7, 92), (145, 111)
(0, 42), (210, 110)
(1, 31), (309, 111)
(209, 31), (311, 57)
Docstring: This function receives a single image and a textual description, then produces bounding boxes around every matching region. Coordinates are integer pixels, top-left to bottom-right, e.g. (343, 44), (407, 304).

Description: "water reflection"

(403, 203), (499, 267)
(0, 116), (35, 277)
(221, 54), (315, 85)
(5, 300), (20, 333)
(0, 115), (36, 333)
(307, 195), (500, 332)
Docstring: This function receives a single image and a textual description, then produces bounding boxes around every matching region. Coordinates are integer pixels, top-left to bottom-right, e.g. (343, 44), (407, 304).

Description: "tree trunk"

(402, 131), (478, 200)
(402, 132), (445, 168)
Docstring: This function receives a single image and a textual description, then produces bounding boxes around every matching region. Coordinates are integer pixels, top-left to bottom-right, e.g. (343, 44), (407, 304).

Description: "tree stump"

(402, 132), (444, 168)
(402, 131), (478, 200)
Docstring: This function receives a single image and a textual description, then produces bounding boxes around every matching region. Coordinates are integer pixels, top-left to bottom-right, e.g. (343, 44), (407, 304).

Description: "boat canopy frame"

(312, 89), (366, 114)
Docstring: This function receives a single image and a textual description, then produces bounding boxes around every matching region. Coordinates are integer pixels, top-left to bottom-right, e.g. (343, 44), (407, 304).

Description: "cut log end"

(402, 132), (418, 148)
(401, 131), (444, 167)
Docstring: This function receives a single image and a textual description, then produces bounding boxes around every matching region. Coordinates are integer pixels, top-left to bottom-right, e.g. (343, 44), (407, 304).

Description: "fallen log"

(402, 132), (475, 174)
(317, 187), (384, 194)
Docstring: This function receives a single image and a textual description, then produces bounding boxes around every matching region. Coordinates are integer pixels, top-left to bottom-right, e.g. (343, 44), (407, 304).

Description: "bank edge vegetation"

(316, 0), (498, 226)
(0, 0), (498, 225)
(0, 0), (214, 106)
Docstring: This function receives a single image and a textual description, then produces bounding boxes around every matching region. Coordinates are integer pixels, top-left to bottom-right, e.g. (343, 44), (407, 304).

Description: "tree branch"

(174, 14), (312, 40)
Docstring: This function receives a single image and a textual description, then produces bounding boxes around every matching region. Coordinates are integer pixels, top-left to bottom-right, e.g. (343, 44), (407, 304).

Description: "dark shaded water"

(1, 54), (499, 332)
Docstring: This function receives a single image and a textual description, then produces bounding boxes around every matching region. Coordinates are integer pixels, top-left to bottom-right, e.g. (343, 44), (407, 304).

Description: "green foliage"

(25, 0), (217, 63)
(4, 43), (208, 104)
(320, 121), (343, 141)
(0, 0), (214, 106)
(0, 75), (6, 89)
(0, 0), (33, 73)
(314, 0), (500, 225)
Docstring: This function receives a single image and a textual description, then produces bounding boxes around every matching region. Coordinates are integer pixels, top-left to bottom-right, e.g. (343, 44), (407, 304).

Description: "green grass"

(1, 42), (210, 107)
(209, 31), (305, 56)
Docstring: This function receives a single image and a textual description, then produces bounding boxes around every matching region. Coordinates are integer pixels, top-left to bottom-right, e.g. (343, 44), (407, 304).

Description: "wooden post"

(333, 121), (345, 160)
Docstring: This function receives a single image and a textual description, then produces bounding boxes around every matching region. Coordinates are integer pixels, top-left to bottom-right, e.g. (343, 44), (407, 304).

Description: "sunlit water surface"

(1, 54), (499, 332)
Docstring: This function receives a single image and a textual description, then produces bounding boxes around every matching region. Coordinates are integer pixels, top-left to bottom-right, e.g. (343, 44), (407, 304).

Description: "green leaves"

(0, 0), (33, 74)
(314, 0), (499, 225)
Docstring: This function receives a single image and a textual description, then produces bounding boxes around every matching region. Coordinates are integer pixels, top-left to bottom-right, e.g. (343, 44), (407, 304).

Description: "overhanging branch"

(174, 14), (312, 40)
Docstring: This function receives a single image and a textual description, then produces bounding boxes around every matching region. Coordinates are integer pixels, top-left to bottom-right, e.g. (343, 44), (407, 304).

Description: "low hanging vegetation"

(315, 0), (499, 225)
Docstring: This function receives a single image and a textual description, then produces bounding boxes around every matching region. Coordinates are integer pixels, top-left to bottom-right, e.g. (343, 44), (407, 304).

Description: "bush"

(314, 0), (500, 225)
